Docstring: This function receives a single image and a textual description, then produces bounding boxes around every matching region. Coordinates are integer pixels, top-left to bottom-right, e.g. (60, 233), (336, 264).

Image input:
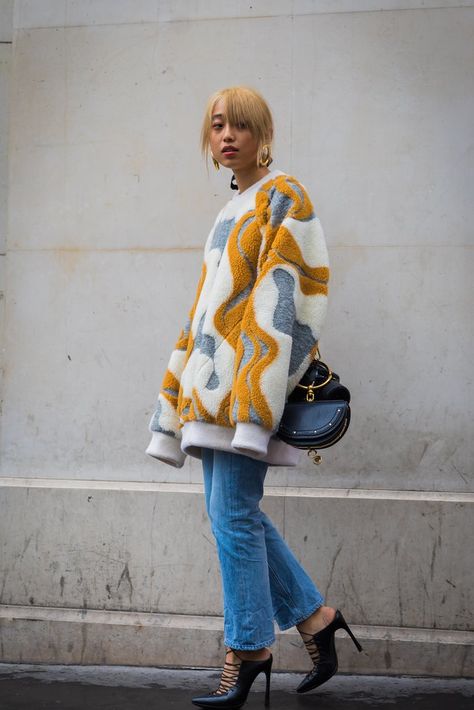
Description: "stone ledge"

(1, 477), (473, 503)
(1, 605), (473, 677)
(0, 483), (472, 633)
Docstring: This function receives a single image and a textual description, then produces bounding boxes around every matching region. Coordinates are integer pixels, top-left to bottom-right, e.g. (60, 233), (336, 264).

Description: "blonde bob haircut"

(200, 86), (274, 168)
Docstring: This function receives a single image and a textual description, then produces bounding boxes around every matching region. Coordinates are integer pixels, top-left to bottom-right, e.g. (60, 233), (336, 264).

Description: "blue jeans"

(202, 447), (324, 651)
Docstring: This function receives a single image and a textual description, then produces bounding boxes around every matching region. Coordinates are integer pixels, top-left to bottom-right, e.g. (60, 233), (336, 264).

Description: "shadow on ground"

(0, 664), (473, 709)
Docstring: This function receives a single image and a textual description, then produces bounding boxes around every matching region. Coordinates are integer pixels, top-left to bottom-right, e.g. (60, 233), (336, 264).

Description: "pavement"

(0, 664), (473, 710)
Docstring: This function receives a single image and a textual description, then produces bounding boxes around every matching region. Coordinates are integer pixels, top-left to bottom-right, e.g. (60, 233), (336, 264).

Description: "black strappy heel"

(192, 648), (272, 708)
(296, 609), (362, 693)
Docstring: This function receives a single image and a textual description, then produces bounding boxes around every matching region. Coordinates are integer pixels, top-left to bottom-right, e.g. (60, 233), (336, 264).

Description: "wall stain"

(21, 535), (33, 558)
(0, 567), (9, 602)
(325, 543), (343, 598)
(80, 624), (87, 663)
(117, 562), (134, 603)
(57, 249), (83, 277)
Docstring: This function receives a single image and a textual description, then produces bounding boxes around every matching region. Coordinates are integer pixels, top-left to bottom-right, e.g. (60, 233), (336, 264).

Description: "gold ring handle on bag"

(295, 360), (333, 402)
(295, 347), (332, 400)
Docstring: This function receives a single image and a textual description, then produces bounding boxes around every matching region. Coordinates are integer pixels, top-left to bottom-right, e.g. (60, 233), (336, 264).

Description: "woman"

(146, 86), (362, 708)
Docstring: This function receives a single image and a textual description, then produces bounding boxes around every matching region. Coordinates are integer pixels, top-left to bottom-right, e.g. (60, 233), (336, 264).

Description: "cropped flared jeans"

(201, 447), (324, 651)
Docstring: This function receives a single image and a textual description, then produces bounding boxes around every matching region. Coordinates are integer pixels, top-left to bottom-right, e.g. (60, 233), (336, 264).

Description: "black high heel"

(296, 609), (362, 693)
(192, 648), (272, 709)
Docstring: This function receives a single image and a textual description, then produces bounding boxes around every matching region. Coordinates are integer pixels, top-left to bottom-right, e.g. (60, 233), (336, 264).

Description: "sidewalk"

(0, 663), (473, 709)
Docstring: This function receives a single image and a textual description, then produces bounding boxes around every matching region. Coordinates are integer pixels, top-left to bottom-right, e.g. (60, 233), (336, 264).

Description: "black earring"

(230, 174), (239, 190)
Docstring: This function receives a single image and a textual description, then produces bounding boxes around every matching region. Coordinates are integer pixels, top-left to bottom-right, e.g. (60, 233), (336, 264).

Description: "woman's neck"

(232, 165), (271, 194)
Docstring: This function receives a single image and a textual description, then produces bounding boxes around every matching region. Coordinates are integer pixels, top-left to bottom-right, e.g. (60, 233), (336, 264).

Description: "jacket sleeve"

(146, 260), (207, 468)
(229, 175), (330, 458)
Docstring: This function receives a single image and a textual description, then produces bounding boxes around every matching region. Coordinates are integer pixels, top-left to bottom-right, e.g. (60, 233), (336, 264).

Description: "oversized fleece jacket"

(146, 168), (329, 468)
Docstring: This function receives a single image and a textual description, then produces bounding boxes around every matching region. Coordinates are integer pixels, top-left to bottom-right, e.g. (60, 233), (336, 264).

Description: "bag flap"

(278, 400), (349, 437)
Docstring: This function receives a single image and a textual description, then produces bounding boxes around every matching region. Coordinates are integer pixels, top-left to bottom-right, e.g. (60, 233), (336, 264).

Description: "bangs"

(219, 89), (263, 136)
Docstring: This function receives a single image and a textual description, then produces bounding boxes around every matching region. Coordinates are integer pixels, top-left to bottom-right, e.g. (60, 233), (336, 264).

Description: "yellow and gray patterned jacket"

(146, 169), (329, 468)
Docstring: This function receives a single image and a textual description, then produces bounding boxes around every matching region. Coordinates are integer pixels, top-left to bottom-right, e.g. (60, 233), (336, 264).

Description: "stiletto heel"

(339, 611), (363, 652)
(192, 649), (273, 708)
(296, 609), (362, 694)
(264, 663), (271, 707)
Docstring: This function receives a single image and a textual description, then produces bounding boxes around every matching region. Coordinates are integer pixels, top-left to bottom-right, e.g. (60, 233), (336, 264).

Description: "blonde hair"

(200, 86), (274, 168)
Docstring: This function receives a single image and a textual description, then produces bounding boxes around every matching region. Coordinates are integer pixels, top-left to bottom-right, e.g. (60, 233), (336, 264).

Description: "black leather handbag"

(277, 353), (351, 464)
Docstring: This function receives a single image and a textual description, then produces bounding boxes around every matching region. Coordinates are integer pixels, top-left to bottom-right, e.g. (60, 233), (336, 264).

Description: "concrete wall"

(0, 0), (13, 452)
(0, 0), (473, 676)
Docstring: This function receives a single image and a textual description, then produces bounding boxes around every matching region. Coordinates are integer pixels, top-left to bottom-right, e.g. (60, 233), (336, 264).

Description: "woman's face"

(209, 98), (260, 172)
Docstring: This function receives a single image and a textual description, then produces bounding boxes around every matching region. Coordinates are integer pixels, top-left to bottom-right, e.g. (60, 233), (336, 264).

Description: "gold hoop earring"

(259, 144), (272, 168)
(211, 154), (220, 171)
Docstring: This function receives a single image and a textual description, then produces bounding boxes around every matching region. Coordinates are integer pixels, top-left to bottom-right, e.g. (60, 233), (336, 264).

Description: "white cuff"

(146, 431), (186, 468)
(231, 422), (273, 458)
